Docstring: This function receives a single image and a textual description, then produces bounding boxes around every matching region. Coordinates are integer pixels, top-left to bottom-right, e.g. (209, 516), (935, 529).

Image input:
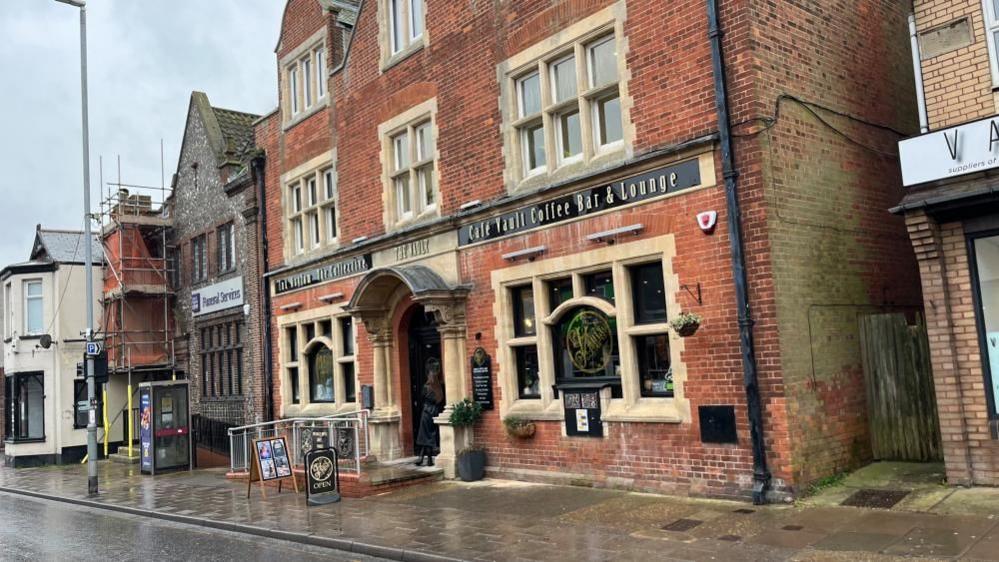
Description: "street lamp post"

(54, 0), (98, 496)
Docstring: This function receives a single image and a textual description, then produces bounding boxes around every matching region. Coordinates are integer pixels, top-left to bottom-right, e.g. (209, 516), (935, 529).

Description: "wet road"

(0, 491), (388, 562)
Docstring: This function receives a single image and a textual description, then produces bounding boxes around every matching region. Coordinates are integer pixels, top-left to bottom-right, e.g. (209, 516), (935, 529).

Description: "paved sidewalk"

(2, 461), (999, 561)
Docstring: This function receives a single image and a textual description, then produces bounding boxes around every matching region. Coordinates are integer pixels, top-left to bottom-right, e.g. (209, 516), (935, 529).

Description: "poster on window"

(139, 388), (152, 472)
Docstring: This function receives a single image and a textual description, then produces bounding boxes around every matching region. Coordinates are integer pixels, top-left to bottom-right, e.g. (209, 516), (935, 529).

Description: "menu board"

(247, 437), (298, 498)
(470, 347), (494, 410)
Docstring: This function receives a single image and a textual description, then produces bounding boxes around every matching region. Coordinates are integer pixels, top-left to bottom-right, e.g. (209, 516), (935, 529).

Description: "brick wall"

(742, 0), (923, 485)
(257, 0), (922, 499)
(914, 0), (996, 128)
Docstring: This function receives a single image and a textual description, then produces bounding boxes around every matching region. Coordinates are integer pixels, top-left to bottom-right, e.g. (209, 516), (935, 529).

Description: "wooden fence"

(859, 313), (941, 462)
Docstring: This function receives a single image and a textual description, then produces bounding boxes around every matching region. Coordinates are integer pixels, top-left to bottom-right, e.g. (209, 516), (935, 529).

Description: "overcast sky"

(0, 1), (285, 267)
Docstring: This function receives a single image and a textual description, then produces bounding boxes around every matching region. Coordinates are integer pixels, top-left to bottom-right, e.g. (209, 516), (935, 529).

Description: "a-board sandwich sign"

(247, 436), (298, 498)
(305, 448), (341, 506)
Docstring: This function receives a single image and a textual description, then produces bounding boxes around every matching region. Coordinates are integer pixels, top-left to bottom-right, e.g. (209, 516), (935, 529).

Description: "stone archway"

(347, 265), (471, 476)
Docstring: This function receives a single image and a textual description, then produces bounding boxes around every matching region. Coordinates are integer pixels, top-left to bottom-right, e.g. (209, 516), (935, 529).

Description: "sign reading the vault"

(192, 276), (244, 316)
(458, 159), (701, 246)
(899, 114), (999, 186)
(274, 254), (372, 295)
(470, 347), (493, 410)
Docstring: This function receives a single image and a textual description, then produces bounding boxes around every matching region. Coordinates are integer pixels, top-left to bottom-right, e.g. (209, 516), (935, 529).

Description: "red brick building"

(257, 0), (921, 501)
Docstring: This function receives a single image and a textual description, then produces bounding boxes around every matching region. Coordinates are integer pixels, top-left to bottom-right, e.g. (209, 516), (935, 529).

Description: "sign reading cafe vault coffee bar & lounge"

(459, 159), (701, 245)
(899, 114), (999, 187)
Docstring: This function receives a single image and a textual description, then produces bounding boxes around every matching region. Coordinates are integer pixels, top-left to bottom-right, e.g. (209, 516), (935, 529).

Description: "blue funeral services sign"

(191, 277), (244, 317)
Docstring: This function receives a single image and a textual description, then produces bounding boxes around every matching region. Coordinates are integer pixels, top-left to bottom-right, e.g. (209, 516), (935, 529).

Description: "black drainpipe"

(707, 0), (771, 504)
(252, 155), (275, 422)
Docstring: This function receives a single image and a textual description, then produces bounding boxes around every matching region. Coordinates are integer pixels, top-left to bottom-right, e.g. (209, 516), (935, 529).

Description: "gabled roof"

(184, 91), (260, 170)
(30, 227), (103, 265)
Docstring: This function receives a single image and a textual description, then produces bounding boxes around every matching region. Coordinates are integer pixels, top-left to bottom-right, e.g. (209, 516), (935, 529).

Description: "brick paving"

(3, 462), (999, 561)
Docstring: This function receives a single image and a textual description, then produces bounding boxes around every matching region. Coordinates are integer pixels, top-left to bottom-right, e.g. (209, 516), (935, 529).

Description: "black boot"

(427, 455), (435, 466)
(415, 448), (426, 466)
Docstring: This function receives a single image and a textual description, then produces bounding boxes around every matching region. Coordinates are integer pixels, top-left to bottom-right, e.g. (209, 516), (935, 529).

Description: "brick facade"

(258, 0), (921, 500)
(894, 0), (999, 486)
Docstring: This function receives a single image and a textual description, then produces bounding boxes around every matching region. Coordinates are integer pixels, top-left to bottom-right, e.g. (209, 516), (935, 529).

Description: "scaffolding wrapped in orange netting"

(100, 188), (174, 373)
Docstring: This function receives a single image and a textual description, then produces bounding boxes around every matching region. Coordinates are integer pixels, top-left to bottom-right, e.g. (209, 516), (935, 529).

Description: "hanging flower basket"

(504, 416), (536, 439)
(670, 312), (702, 338)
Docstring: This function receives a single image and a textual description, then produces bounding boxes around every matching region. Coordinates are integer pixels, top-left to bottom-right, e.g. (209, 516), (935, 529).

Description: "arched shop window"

(498, 240), (683, 421)
(308, 345), (335, 403)
(552, 306), (622, 398)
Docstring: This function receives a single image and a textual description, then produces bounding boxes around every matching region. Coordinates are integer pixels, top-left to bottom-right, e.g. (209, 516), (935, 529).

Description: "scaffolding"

(99, 182), (175, 376)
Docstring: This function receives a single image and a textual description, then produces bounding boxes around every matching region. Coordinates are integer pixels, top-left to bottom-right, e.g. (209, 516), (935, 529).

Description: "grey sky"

(0, 1), (285, 267)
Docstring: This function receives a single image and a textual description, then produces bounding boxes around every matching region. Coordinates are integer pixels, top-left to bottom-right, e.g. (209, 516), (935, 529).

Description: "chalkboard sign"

(470, 347), (494, 410)
(247, 437), (298, 498)
(305, 448), (341, 506)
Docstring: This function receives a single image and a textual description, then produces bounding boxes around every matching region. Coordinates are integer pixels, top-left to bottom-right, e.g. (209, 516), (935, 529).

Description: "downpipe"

(252, 156), (275, 423)
(909, 13), (929, 133)
(706, 0), (772, 504)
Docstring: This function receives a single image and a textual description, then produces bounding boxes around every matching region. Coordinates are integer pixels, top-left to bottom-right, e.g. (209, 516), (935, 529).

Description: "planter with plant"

(669, 312), (702, 337)
(456, 445), (487, 482)
(503, 416), (536, 439)
(448, 398), (483, 427)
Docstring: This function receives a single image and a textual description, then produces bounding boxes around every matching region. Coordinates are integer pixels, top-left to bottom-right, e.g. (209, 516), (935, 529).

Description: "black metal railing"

(192, 414), (233, 456)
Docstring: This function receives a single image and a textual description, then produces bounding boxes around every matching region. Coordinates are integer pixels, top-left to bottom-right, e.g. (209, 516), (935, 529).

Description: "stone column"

(425, 300), (472, 479)
(357, 312), (401, 461)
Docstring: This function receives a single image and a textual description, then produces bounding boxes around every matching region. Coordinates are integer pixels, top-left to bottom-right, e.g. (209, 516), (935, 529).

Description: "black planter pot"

(457, 449), (486, 482)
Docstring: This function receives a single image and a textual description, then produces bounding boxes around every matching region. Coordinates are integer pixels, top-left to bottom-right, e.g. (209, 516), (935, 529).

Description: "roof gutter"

(707, 0), (771, 505)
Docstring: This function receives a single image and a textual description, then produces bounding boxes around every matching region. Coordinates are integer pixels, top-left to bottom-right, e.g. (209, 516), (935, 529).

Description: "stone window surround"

(378, 98), (442, 231)
(492, 233), (689, 425)
(377, 0), (429, 72)
(278, 304), (358, 418)
(281, 151), (339, 263)
(497, 1), (634, 195)
(281, 28), (329, 131)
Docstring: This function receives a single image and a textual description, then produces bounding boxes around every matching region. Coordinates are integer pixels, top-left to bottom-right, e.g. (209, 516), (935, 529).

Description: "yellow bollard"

(127, 384), (133, 458)
(102, 385), (109, 458)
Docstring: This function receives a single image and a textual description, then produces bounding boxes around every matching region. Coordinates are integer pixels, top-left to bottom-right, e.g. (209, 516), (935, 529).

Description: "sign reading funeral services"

(899, 115), (999, 187)
(458, 159), (701, 246)
(192, 276), (244, 317)
(274, 254), (372, 295)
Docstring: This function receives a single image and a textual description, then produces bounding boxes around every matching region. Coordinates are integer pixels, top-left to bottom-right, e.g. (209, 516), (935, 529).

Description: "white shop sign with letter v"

(192, 276), (244, 317)
(899, 115), (999, 187)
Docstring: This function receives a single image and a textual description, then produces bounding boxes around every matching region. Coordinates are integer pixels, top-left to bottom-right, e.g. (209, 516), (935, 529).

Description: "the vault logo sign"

(565, 309), (613, 373)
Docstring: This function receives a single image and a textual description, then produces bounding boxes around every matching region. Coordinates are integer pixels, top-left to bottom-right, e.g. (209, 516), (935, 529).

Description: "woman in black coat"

(415, 369), (445, 466)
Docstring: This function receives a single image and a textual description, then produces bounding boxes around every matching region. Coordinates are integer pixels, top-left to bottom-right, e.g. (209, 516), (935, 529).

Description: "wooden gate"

(859, 313), (941, 462)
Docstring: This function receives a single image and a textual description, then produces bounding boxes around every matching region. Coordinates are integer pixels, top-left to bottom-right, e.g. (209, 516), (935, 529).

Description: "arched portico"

(347, 265), (471, 476)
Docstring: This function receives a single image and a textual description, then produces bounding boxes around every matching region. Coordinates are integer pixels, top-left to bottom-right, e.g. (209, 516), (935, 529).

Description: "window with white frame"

(217, 222), (235, 273)
(496, 236), (684, 422)
(23, 280), (43, 335)
(388, 119), (436, 225)
(287, 167), (337, 257)
(5, 282), (12, 338)
(506, 27), (628, 186)
(283, 315), (357, 410)
(191, 234), (208, 283)
(387, 0), (424, 56)
(283, 36), (328, 123)
(985, 1), (999, 84)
